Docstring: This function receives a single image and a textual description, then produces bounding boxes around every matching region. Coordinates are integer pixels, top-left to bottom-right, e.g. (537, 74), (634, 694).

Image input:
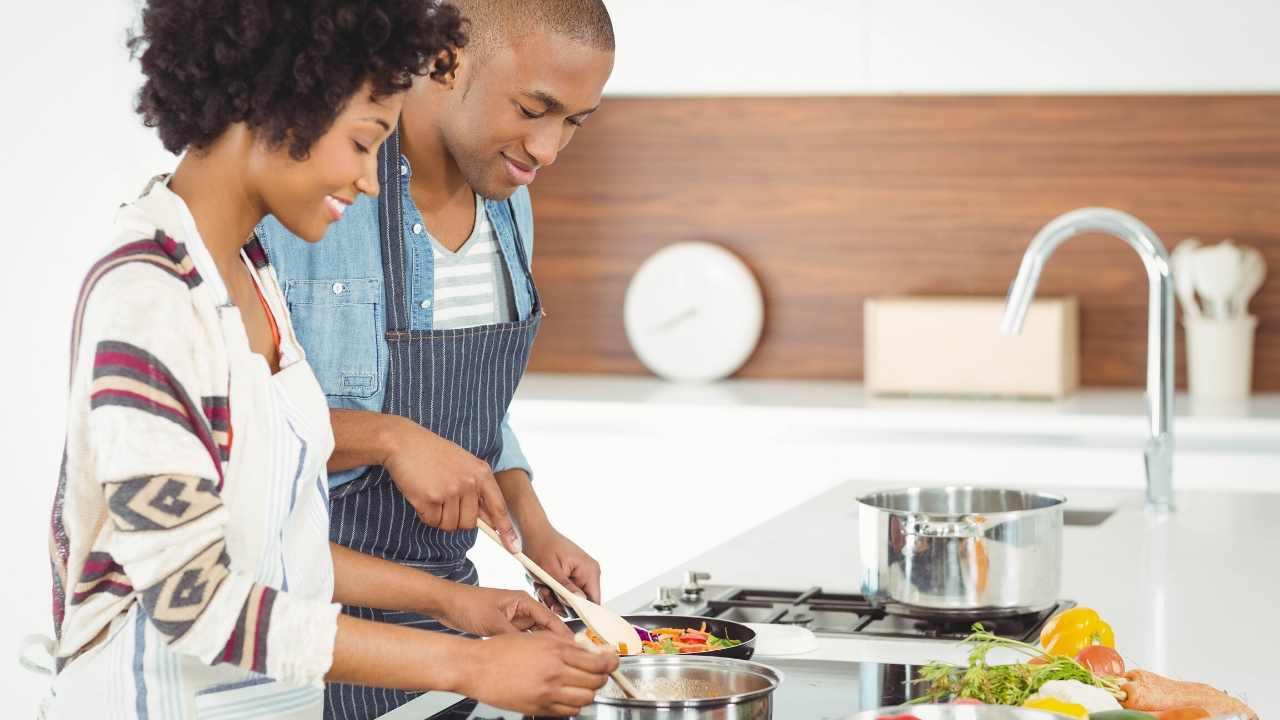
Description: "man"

(257, 0), (615, 716)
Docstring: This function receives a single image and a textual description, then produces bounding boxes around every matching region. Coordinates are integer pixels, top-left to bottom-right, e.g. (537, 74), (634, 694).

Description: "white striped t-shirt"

(428, 196), (517, 329)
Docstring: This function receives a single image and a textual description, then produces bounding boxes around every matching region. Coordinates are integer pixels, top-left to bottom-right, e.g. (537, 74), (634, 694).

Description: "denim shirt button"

(331, 282), (346, 295)
(412, 223), (424, 235)
(420, 299), (432, 309)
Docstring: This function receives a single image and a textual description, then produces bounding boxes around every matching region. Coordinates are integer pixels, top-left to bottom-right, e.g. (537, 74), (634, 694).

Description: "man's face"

(437, 32), (614, 200)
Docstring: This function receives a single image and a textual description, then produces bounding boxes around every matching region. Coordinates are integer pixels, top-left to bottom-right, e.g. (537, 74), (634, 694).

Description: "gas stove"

(646, 570), (1073, 643)
(403, 573), (1074, 719)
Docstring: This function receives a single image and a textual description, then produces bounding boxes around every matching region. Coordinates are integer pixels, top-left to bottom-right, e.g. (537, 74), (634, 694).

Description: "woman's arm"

(330, 542), (568, 638)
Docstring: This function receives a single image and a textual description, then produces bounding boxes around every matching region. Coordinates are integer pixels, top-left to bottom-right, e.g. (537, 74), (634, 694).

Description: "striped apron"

(324, 132), (542, 720)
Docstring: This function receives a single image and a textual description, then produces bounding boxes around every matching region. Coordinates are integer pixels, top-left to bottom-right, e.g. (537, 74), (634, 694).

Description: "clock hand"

(645, 306), (699, 334)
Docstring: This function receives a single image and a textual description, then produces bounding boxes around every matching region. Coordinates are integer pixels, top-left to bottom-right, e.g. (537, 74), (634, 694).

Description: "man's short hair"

(453, 0), (614, 58)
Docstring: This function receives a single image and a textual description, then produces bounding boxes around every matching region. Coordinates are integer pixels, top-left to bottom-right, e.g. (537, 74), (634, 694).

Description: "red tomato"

(1076, 644), (1126, 676)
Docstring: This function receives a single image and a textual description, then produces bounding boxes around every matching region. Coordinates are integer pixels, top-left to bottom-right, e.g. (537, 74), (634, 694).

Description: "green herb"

(910, 624), (1124, 706)
(708, 635), (742, 649)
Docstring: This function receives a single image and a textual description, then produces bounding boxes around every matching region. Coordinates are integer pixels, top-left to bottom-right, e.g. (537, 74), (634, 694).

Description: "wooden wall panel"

(527, 96), (1280, 389)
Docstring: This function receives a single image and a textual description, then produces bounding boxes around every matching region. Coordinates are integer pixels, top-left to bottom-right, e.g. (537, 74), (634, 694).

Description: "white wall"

(607, 0), (1280, 94)
(2, 0), (1278, 715)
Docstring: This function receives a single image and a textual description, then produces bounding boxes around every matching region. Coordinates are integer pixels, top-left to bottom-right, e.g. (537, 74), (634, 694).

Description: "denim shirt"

(255, 155), (536, 488)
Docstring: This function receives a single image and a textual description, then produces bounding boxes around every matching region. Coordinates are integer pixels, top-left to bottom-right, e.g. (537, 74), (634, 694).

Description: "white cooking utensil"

(1232, 247), (1266, 316)
(1172, 238), (1203, 319)
(1192, 241), (1244, 319)
(476, 520), (644, 656)
(572, 633), (645, 700)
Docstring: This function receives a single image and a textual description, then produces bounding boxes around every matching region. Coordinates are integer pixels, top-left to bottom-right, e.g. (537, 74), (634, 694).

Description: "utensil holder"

(1184, 315), (1257, 400)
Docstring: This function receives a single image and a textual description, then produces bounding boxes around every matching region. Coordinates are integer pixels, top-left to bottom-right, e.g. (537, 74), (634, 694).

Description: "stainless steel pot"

(578, 655), (782, 719)
(858, 487), (1064, 616)
(848, 704), (1066, 720)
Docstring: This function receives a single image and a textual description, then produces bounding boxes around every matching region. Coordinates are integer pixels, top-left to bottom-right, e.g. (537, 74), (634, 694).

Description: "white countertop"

(512, 373), (1280, 451)
(607, 481), (1280, 716)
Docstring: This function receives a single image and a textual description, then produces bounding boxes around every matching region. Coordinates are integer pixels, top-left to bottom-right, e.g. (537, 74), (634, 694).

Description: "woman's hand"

(456, 633), (617, 717)
(438, 585), (570, 638)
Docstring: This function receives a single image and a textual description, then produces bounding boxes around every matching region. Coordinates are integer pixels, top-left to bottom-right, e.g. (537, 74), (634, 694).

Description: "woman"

(43, 2), (614, 718)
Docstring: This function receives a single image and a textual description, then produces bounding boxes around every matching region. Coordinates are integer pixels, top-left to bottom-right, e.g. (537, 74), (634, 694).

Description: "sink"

(1063, 508), (1115, 527)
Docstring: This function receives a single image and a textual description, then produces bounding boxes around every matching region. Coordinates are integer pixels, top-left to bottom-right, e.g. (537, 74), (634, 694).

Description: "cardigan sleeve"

(78, 265), (339, 687)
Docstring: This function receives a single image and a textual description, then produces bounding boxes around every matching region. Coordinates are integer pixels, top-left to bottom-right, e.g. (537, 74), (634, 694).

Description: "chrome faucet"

(1001, 208), (1175, 512)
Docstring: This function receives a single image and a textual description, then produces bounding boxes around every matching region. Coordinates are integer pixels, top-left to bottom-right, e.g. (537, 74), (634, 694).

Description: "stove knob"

(652, 587), (678, 613)
(681, 571), (711, 602)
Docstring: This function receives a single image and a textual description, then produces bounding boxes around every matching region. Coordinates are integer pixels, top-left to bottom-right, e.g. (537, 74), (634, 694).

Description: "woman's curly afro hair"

(129, 0), (468, 160)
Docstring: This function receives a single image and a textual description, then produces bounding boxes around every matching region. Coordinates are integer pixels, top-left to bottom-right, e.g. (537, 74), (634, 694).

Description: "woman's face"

(251, 83), (404, 243)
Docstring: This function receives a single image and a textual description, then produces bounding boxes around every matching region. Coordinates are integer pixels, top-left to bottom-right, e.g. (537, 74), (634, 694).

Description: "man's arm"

(328, 408), (520, 552)
(327, 408), (402, 473)
(497, 468), (602, 605)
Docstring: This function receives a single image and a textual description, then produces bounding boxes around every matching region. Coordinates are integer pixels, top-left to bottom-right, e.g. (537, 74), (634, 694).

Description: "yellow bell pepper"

(1023, 697), (1089, 718)
(1038, 607), (1115, 658)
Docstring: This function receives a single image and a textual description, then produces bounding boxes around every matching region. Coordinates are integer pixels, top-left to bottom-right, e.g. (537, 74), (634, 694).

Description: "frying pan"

(565, 614), (756, 660)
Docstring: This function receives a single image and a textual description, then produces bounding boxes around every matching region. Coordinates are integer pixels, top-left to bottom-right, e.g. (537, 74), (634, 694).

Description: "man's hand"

(381, 418), (520, 552)
(522, 527), (602, 613)
(437, 584), (571, 638)
(453, 633), (616, 717)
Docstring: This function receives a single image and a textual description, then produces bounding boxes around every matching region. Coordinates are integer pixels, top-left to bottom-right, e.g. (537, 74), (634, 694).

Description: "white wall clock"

(624, 241), (765, 382)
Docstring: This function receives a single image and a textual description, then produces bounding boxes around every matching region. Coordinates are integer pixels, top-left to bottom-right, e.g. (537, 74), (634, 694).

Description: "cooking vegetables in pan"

(583, 622), (742, 655)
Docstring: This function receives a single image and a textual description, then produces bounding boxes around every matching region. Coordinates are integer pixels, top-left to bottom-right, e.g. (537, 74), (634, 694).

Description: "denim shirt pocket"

(285, 277), (382, 399)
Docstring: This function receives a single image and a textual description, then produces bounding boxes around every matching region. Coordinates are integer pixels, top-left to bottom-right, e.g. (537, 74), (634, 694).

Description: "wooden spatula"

(476, 520), (647, 700)
(476, 520), (644, 656)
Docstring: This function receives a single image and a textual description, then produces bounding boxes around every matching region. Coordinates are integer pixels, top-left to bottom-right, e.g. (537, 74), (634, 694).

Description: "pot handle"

(903, 514), (984, 539)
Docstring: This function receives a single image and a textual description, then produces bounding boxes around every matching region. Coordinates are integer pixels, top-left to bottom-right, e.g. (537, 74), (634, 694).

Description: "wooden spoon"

(476, 520), (647, 700)
(476, 520), (645, 656)
(573, 632), (646, 700)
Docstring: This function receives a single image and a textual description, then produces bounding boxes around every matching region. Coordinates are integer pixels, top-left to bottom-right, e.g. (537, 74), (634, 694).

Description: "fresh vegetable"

(1029, 680), (1122, 713)
(1040, 607), (1115, 658)
(1023, 697), (1088, 718)
(586, 622), (742, 655)
(1151, 709), (1211, 720)
(913, 625), (1124, 706)
(951, 698), (983, 705)
(1121, 670), (1257, 720)
(1088, 711), (1156, 719)
(876, 715), (923, 720)
(640, 622), (742, 654)
(1076, 645), (1126, 677)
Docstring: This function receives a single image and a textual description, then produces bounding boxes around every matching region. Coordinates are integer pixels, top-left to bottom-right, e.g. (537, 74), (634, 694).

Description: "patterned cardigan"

(49, 182), (337, 687)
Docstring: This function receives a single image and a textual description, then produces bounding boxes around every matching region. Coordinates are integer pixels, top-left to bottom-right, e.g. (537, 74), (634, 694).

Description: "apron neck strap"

(377, 129), (411, 333)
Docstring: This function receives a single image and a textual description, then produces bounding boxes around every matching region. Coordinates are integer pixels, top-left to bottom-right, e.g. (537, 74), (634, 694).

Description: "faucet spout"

(1001, 208), (1175, 512)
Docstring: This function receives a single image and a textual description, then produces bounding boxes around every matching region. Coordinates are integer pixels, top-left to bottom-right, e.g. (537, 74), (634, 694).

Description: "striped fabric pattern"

(91, 340), (226, 487)
(68, 230), (200, 376)
(49, 179), (338, 718)
(323, 138), (540, 720)
(52, 230), (226, 640)
(220, 585), (279, 674)
(70, 552), (133, 604)
(427, 198), (516, 330)
(203, 397), (232, 462)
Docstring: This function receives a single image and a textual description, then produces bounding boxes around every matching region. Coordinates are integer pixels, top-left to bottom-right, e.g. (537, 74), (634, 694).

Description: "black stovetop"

(695, 585), (1072, 642)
